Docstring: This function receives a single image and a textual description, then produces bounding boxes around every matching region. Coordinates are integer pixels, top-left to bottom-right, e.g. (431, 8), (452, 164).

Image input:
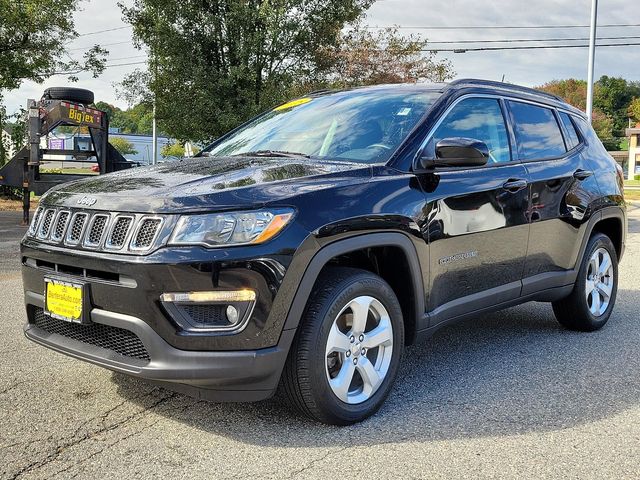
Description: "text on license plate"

(45, 279), (83, 323)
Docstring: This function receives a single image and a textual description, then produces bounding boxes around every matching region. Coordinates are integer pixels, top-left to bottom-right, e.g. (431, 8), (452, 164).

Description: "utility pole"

(152, 101), (157, 165)
(586, 0), (598, 122)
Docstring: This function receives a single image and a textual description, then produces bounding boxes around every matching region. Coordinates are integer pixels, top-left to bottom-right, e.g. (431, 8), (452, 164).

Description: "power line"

(76, 26), (132, 37)
(68, 40), (133, 51)
(425, 42), (640, 52)
(427, 35), (640, 44)
(365, 23), (640, 30)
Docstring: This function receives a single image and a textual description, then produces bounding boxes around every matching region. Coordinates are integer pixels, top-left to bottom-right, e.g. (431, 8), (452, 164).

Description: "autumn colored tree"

(317, 25), (454, 87)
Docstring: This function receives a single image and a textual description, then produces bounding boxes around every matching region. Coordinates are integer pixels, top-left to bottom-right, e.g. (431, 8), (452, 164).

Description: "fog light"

(160, 289), (256, 333)
(226, 305), (239, 324)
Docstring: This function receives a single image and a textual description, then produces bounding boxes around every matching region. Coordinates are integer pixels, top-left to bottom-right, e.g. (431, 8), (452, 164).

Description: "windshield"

(202, 89), (440, 164)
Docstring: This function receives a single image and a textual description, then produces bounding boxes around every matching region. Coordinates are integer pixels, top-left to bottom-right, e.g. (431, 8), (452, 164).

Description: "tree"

(629, 97), (640, 126)
(593, 76), (640, 136)
(110, 137), (138, 156)
(538, 79), (620, 150)
(119, 0), (374, 143)
(161, 142), (199, 158)
(93, 101), (154, 135)
(0, 0), (107, 164)
(317, 24), (454, 87)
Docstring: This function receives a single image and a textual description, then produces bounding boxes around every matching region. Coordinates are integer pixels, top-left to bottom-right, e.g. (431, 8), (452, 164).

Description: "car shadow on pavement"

(112, 288), (640, 446)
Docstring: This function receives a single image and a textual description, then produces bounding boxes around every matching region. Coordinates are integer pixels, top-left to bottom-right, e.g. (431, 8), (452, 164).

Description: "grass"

(624, 190), (640, 201)
(620, 138), (630, 151)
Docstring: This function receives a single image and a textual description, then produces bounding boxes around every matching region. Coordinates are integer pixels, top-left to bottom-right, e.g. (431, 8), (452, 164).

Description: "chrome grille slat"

(51, 211), (70, 242)
(105, 216), (133, 250)
(28, 207), (43, 236)
(37, 209), (56, 239)
(28, 207), (167, 254)
(131, 217), (163, 250)
(84, 214), (109, 248)
(66, 212), (88, 245)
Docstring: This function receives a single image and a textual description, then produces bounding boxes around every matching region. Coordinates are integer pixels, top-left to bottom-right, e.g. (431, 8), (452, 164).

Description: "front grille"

(51, 211), (70, 241)
(27, 207), (169, 254)
(67, 213), (88, 244)
(86, 215), (108, 246)
(38, 209), (55, 239)
(28, 207), (43, 236)
(132, 218), (162, 249)
(32, 307), (150, 361)
(106, 216), (133, 249)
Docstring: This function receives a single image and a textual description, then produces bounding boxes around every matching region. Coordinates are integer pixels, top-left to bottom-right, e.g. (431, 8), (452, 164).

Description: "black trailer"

(0, 87), (135, 224)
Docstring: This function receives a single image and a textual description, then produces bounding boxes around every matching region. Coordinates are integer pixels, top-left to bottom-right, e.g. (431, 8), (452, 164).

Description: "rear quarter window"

(558, 112), (581, 150)
(508, 101), (567, 160)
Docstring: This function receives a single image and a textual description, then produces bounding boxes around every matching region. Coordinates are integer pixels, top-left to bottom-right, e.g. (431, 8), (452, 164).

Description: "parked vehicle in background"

(22, 79), (626, 424)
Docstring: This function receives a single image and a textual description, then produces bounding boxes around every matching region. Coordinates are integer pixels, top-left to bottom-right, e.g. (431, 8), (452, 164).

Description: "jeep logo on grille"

(76, 196), (97, 207)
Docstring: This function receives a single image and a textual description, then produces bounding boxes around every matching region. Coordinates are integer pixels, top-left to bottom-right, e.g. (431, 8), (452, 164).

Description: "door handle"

(573, 169), (593, 180)
(502, 179), (528, 192)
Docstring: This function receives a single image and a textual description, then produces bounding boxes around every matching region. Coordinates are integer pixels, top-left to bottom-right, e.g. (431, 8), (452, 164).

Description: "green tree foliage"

(537, 77), (638, 150)
(94, 101), (153, 135)
(161, 141), (200, 158)
(628, 97), (640, 126)
(109, 137), (138, 156)
(593, 76), (640, 135)
(119, 0), (375, 142)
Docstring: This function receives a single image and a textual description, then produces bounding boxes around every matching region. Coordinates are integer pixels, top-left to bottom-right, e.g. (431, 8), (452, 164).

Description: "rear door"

(506, 100), (601, 294)
(421, 96), (530, 325)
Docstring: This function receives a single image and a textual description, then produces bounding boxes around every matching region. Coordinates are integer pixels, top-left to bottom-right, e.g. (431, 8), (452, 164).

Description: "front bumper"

(24, 291), (295, 401)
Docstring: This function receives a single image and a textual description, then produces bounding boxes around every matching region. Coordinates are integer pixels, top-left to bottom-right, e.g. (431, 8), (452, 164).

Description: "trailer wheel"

(42, 87), (95, 105)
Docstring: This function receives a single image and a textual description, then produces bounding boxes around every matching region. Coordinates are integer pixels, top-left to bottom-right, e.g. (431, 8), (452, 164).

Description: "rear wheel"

(552, 233), (618, 331)
(281, 267), (404, 425)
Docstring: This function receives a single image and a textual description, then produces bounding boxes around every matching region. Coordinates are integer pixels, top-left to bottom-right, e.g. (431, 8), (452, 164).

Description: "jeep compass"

(22, 79), (626, 425)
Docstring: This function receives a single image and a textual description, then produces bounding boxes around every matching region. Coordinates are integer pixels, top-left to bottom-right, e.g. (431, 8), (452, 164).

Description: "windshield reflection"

(203, 89), (440, 164)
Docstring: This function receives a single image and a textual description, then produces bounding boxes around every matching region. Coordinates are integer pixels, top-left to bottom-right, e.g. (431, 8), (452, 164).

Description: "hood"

(42, 156), (371, 213)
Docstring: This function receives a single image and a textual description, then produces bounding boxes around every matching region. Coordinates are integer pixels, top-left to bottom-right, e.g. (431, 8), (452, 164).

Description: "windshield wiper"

(233, 150), (311, 159)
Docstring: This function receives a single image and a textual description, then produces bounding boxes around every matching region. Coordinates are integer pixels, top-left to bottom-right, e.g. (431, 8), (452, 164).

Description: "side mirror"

(418, 137), (489, 170)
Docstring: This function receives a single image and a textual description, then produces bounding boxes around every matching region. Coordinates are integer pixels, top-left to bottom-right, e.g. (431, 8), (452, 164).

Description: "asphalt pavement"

(1, 204), (640, 479)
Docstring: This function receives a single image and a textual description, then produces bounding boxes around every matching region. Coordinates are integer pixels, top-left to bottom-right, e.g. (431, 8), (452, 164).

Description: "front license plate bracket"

(44, 277), (90, 324)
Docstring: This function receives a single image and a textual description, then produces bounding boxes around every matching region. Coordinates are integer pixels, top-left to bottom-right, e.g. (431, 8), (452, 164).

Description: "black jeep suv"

(22, 79), (626, 425)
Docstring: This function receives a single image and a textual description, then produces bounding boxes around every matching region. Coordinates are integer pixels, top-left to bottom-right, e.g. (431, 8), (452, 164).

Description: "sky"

(4, 0), (640, 115)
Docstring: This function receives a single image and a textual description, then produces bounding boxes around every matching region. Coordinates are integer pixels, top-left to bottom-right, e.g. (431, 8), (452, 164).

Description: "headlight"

(169, 209), (294, 247)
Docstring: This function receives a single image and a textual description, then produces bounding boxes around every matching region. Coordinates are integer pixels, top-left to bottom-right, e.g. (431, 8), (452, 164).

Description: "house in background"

(626, 127), (640, 179)
(2, 127), (16, 161)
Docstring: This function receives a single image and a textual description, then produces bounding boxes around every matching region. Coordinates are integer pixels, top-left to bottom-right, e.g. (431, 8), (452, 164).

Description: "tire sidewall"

(306, 273), (404, 423)
(575, 233), (619, 328)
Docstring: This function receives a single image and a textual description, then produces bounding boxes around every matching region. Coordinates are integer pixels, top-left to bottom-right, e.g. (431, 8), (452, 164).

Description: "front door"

(420, 96), (530, 325)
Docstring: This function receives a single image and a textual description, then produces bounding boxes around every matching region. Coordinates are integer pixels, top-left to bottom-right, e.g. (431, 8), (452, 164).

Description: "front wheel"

(281, 267), (404, 425)
(552, 233), (618, 331)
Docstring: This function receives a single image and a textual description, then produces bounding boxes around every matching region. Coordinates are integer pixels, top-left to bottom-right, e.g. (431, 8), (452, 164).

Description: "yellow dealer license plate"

(44, 278), (85, 323)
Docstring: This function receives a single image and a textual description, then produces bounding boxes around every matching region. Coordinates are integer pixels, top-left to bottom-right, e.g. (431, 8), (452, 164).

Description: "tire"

(281, 267), (404, 425)
(42, 87), (95, 105)
(552, 233), (618, 331)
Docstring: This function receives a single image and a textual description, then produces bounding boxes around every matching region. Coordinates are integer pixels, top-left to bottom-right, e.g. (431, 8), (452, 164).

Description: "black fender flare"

(280, 232), (426, 333)
(576, 205), (626, 265)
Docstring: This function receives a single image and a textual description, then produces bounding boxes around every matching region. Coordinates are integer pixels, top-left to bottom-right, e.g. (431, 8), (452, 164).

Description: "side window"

(508, 101), (567, 160)
(430, 97), (511, 164)
(558, 112), (581, 150)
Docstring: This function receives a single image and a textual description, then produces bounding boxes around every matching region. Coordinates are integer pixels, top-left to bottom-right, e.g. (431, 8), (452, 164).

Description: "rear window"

(559, 112), (581, 150)
(509, 101), (566, 160)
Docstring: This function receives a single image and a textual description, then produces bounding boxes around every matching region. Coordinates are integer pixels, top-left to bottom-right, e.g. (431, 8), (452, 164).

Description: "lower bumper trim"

(24, 291), (294, 401)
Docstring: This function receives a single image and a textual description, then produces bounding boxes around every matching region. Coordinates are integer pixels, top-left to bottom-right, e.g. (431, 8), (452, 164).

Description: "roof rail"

(448, 78), (565, 103)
